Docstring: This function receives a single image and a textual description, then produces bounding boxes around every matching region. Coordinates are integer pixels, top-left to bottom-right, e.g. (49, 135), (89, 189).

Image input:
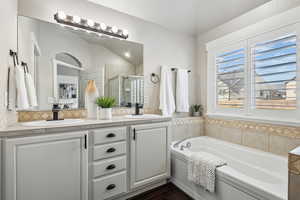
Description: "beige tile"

(242, 130), (269, 151)
(219, 127), (242, 144)
(205, 124), (221, 139)
(269, 135), (300, 156)
(171, 124), (187, 141)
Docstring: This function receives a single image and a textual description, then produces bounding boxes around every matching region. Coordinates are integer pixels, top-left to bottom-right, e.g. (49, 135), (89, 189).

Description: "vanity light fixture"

(54, 12), (129, 39)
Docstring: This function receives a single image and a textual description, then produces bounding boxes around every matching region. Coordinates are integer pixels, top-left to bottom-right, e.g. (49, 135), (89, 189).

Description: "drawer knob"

(106, 164), (116, 170)
(106, 184), (116, 191)
(106, 133), (116, 138)
(106, 147), (116, 153)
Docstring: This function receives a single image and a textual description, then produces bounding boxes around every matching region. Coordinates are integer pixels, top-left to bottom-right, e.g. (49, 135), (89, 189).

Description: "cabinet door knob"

(106, 164), (116, 170)
(106, 184), (116, 191)
(106, 147), (116, 153)
(106, 133), (116, 138)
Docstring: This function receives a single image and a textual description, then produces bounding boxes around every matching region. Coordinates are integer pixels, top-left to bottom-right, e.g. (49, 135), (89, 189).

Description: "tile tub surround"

(171, 117), (204, 141)
(288, 148), (300, 200)
(205, 117), (300, 156)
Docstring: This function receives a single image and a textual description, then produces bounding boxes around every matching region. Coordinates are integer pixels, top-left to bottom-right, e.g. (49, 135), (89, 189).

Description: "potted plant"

(96, 97), (116, 120)
(191, 104), (203, 117)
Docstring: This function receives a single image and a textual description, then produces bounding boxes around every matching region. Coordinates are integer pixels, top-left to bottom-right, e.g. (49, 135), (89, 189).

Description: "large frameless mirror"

(17, 15), (144, 111)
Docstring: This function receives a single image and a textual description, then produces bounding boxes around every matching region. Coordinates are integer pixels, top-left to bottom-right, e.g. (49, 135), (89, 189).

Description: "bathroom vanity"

(0, 116), (171, 200)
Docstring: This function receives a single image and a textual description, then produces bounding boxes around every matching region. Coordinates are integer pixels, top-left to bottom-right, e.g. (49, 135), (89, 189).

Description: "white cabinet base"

(3, 132), (88, 200)
(130, 123), (171, 189)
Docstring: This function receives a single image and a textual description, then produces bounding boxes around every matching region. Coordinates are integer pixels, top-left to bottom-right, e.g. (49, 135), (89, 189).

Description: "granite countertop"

(0, 116), (172, 138)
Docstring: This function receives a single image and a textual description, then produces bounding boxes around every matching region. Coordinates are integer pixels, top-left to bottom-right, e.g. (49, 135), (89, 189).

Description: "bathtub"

(171, 136), (288, 200)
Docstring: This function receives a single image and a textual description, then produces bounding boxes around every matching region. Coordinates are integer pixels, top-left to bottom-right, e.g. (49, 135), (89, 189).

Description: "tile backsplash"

(205, 117), (300, 156)
(17, 108), (161, 122)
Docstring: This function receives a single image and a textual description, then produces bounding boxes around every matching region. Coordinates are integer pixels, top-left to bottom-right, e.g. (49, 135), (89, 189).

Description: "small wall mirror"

(17, 16), (144, 111)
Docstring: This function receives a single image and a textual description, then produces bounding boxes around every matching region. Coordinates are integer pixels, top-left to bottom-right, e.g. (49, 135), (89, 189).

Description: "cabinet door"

(4, 132), (88, 200)
(130, 123), (170, 189)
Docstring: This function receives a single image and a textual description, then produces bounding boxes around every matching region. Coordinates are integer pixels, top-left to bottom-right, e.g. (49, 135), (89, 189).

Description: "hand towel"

(176, 69), (189, 112)
(15, 65), (29, 110)
(159, 66), (175, 116)
(188, 152), (227, 193)
(25, 73), (38, 107)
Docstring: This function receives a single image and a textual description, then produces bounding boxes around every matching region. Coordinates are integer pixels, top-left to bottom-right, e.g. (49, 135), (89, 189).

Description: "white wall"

(18, 16), (40, 80)
(0, 0), (18, 198)
(18, 0), (197, 110)
(197, 0), (300, 111)
(0, 0), (18, 128)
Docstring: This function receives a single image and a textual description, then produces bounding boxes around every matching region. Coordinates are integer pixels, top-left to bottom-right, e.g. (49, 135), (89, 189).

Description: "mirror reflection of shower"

(108, 75), (144, 107)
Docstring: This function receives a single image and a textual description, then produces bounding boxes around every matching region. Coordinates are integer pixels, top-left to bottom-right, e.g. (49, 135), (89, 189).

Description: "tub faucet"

(180, 142), (191, 151)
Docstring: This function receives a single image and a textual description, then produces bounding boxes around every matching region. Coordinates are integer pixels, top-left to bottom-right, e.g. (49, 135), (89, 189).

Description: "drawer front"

(92, 127), (126, 145)
(93, 171), (127, 200)
(93, 156), (126, 178)
(94, 142), (126, 160)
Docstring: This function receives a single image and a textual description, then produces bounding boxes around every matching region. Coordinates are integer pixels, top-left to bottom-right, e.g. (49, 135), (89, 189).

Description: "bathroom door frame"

(52, 59), (84, 99)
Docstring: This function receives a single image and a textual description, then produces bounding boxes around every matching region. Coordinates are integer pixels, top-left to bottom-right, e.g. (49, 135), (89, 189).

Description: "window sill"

(206, 113), (300, 127)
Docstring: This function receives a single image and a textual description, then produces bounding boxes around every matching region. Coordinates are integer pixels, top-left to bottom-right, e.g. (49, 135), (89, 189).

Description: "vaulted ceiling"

(88, 0), (271, 35)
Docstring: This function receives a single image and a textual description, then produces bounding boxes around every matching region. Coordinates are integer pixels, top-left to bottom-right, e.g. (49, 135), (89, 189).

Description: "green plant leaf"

(96, 96), (116, 108)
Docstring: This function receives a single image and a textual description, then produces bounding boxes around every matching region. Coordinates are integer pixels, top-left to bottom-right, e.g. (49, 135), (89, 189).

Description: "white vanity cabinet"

(90, 127), (128, 200)
(3, 131), (88, 200)
(130, 123), (171, 189)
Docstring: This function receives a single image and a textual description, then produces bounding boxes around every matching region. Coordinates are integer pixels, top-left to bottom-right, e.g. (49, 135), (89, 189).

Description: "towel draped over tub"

(188, 152), (227, 193)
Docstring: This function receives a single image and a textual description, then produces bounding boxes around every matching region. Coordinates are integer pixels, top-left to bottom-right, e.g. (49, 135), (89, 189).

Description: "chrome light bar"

(54, 12), (129, 39)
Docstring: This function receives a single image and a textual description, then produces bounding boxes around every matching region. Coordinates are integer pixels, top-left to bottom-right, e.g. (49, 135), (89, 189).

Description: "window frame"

(207, 23), (300, 123)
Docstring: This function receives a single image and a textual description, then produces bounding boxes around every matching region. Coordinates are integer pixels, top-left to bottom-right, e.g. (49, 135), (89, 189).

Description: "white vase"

(85, 80), (99, 119)
(97, 107), (112, 120)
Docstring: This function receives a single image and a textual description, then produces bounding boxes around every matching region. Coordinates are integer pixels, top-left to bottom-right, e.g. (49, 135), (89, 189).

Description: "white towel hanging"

(159, 66), (175, 116)
(176, 69), (189, 112)
(15, 65), (29, 110)
(25, 72), (38, 107)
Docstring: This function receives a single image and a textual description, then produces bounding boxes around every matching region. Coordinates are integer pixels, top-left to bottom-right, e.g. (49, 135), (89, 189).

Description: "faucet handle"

(52, 103), (61, 111)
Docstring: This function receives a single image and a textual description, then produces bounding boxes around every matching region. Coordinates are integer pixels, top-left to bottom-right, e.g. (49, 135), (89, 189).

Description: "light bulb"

(124, 52), (131, 58)
(112, 26), (118, 34)
(73, 16), (81, 24)
(87, 19), (94, 27)
(57, 11), (66, 20)
(123, 29), (129, 36)
(100, 23), (107, 30)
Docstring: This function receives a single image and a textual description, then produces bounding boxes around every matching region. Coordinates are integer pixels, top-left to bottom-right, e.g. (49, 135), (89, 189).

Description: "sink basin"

(125, 114), (163, 119)
(21, 119), (85, 127)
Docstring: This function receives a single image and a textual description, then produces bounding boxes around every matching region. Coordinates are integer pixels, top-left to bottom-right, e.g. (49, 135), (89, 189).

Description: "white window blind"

(216, 48), (245, 108)
(252, 35), (297, 110)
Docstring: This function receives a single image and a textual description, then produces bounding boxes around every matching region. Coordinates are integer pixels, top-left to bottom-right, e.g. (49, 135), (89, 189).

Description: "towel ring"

(150, 73), (160, 84)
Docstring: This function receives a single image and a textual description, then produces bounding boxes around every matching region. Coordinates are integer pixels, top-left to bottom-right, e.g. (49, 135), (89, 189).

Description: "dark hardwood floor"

(128, 183), (193, 200)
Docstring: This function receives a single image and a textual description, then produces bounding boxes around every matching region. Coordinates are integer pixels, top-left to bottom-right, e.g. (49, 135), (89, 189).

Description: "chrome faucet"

(180, 142), (191, 151)
(173, 138), (188, 148)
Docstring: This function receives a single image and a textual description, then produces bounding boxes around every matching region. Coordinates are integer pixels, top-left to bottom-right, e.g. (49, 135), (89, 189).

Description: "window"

(216, 48), (245, 108)
(252, 35), (297, 110)
(207, 23), (300, 122)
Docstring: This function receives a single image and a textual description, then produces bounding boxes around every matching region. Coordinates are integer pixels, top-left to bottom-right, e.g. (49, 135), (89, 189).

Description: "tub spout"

(180, 142), (191, 151)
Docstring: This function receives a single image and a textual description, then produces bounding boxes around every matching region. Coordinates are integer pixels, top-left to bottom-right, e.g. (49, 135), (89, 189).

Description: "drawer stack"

(90, 127), (127, 200)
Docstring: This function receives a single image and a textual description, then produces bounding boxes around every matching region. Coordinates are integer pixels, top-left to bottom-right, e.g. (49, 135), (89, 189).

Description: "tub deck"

(171, 136), (288, 200)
